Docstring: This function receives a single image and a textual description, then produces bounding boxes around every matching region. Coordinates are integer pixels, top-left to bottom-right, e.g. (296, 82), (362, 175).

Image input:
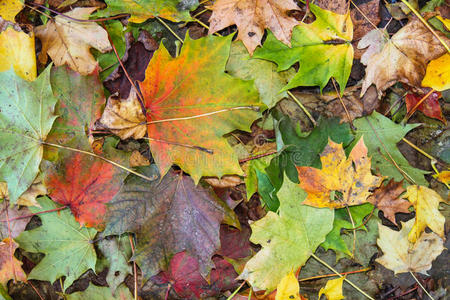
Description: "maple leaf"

(422, 53), (450, 91)
(275, 271), (301, 300)
(403, 185), (445, 243)
(405, 91), (445, 123)
(357, 28), (389, 66)
(0, 66), (57, 204)
(254, 4), (354, 93)
(208, 0), (300, 55)
(0, 0), (23, 22)
(367, 179), (411, 225)
(318, 277), (345, 300)
(0, 238), (26, 285)
(376, 219), (444, 274)
(0, 27), (36, 81)
(297, 137), (384, 209)
(66, 283), (133, 300)
(36, 7), (112, 76)
(353, 112), (428, 186)
(15, 197), (97, 290)
(99, 0), (198, 23)
(140, 35), (263, 183)
(239, 176), (334, 291)
(361, 18), (449, 96)
(105, 165), (238, 279)
(0, 176), (47, 207)
(0, 203), (31, 239)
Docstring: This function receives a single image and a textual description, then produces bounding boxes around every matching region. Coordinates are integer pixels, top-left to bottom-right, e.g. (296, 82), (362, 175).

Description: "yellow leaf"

(376, 219), (444, 274)
(318, 277), (345, 300)
(0, 0), (23, 22)
(276, 271), (301, 300)
(433, 170), (450, 186)
(436, 16), (450, 30)
(0, 27), (36, 81)
(403, 185), (445, 243)
(297, 137), (384, 208)
(422, 53), (450, 91)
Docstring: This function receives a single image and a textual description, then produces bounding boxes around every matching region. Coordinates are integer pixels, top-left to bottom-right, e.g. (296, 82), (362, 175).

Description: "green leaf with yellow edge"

(0, 27), (36, 81)
(238, 175), (334, 292)
(276, 271), (301, 300)
(319, 277), (345, 300)
(15, 197), (97, 291)
(254, 4), (353, 94)
(67, 283), (132, 300)
(353, 112), (428, 186)
(0, 0), (23, 22)
(422, 53), (450, 91)
(0, 66), (57, 203)
(99, 0), (198, 23)
(140, 34), (264, 183)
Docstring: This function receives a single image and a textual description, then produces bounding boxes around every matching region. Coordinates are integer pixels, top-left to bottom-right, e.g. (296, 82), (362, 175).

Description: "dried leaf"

(129, 150), (150, 167)
(318, 277), (345, 300)
(0, 238), (26, 285)
(405, 91), (445, 123)
(358, 29), (388, 66)
(204, 175), (243, 188)
(351, 0), (381, 41)
(0, 177), (46, 207)
(0, 203), (31, 239)
(422, 53), (450, 91)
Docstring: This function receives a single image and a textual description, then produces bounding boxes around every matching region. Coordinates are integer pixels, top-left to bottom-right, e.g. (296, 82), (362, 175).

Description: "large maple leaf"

(105, 166), (238, 279)
(0, 67), (57, 204)
(208, 0), (300, 55)
(140, 35), (263, 183)
(254, 4), (354, 93)
(297, 138), (384, 208)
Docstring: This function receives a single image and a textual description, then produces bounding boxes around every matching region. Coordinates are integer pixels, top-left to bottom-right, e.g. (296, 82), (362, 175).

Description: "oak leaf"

(140, 35), (263, 183)
(403, 185), (445, 243)
(405, 91), (445, 123)
(297, 137), (384, 209)
(367, 179), (410, 225)
(422, 53), (450, 91)
(376, 219), (444, 274)
(0, 238), (26, 285)
(208, 0), (300, 54)
(361, 18), (450, 96)
(318, 277), (345, 300)
(36, 7), (112, 75)
(275, 271), (301, 300)
(0, 0), (23, 22)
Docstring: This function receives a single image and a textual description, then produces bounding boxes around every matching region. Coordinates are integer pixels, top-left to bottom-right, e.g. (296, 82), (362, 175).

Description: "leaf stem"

(143, 137), (214, 154)
(409, 271), (435, 300)
(287, 91), (317, 126)
(311, 253), (375, 300)
(156, 17), (184, 43)
(129, 235), (138, 300)
(239, 150), (278, 164)
(0, 206), (68, 223)
(226, 280), (246, 300)
(345, 206), (357, 257)
(299, 267), (371, 282)
(332, 78), (354, 128)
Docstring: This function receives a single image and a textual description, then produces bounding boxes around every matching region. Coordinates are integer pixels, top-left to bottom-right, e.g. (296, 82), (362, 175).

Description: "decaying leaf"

(318, 277), (345, 300)
(405, 91), (445, 123)
(0, 27), (36, 81)
(358, 28), (389, 66)
(66, 283), (133, 300)
(351, 0), (381, 42)
(376, 219), (444, 274)
(203, 175), (242, 188)
(367, 179), (410, 225)
(0, 238), (26, 285)
(0, 176), (46, 207)
(422, 53), (450, 91)
(403, 185), (445, 243)
(0, 0), (23, 22)
(361, 18), (449, 96)
(36, 7), (112, 75)
(0, 203), (31, 239)
(297, 137), (384, 208)
(275, 271), (301, 300)
(129, 150), (150, 167)
(208, 0), (300, 54)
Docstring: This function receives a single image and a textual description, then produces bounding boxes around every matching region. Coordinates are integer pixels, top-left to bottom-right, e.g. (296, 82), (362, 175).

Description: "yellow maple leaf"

(318, 277), (345, 300)
(276, 271), (301, 300)
(403, 185), (445, 243)
(422, 53), (450, 91)
(0, 0), (23, 22)
(297, 137), (384, 208)
(0, 27), (36, 81)
(433, 170), (449, 188)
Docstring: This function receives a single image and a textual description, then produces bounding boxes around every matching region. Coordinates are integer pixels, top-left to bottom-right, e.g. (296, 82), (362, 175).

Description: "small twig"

(299, 267), (371, 282)
(287, 91), (317, 126)
(143, 137), (214, 154)
(409, 272), (435, 300)
(129, 235), (138, 300)
(345, 205), (357, 257)
(156, 17), (184, 43)
(226, 280), (246, 300)
(0, 206), (68, 222)
(343, 206), (375, 231)
(29, 281), (45, 300)
(332, 78), (353, 128)
(239, 151), (278, 164)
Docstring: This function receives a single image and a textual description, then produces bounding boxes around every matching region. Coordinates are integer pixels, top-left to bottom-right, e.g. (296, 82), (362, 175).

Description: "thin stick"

(143, 137), (214, 154)
(401, 138), (436, 161)
(129, 235), (138, 300)
(287, 91), (317, 126)
(42, 142), (158, 181)
(193, 17), (223, 36)
(226, 280), (246, 300)
(409, 272), (435, 300)
(239, 150), (278, 164)
(345, 206), (357, 257)
(404, 89), (435, 122)
(29, 281), (45, 300)
(344, 206), (375, 231)
(311, 253), (375, 300)
(156, 17), (184, 43)
(0, 206), (68, 222)
(350, 0), (380, 32)
(332, 78), (353, 125)
(299, 267), (371, 282)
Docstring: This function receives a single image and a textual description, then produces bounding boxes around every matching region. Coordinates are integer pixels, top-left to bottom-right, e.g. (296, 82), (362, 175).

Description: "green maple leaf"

(15, 197), (97, 291)
(67, 283), (132, 300)
(0, 67), (57, 203)
(239, 175), (334, 291)
(254, 4), (354, 94)
(98, 0), (198, 23)
(353, 112), (428, 186)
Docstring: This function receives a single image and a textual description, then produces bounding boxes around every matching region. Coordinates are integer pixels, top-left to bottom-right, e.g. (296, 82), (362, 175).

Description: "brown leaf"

(367, 179), (411, 225)
(0, 238), (27, 285)
(315, 0), (347, 14)
(204, 175), (243, 188)
(351, 0), (381, 42)
(0, 177), (47, 207)
(361, 18), (450, 96)
(208, 0), (300, 54)
(0, 203), (31, 239)
(129, 150), (150, 167)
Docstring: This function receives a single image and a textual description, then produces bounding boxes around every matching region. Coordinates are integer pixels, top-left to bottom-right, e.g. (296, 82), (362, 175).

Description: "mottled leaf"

(0, 238), (26, 285)
(67, 283), (132, 300)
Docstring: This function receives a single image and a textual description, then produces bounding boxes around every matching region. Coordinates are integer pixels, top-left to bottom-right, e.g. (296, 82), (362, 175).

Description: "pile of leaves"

(0, 0), (449, 299)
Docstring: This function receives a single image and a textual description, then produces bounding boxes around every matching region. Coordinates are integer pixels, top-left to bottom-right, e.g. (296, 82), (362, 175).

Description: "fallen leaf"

(0, 176), (47, 207)
(361, 18), (450, 96)
(422, 53), (450, 91)
(0, 27), (36, 81)
(15, 197), (97, 290)
(66, 283), (132, 300)
(99, 0), (198, 23)
(140, 35), (263, 183)
(254, 4), (353, 93)
(433, 170), (449, 186)
(105, 165), (238, 279)
(405, 91), (445, 123)
(204, 175), (243, 188)
(297, 137), (384, 208)
(275, 271), (301, 300)
(0, 203), (31, 239)
(351, 0), (381, 42)
(36, 7), (112, 75)
(0, 238), (26, 285)
(376, 219), (444, 274)
(358, 29), (389, 66)
(208, 0), (300, 54)
(0, 67), (57, 204)
(0, 0), (23, 22)
(96, 88), (147, 140)
(403, 185), (445, 243)
(129, 150), (150, 167)
(318, 277), (345, 300)
(238, 176), (334, 291)
(367, 179), (410, 225)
